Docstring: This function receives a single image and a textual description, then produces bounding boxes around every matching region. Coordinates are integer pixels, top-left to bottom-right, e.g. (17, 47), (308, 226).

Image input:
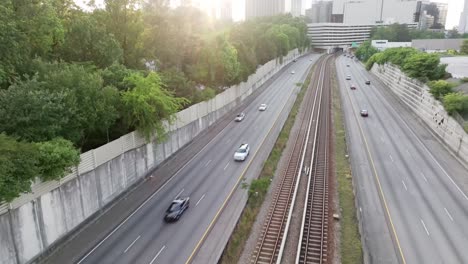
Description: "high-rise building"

(306, 1), (332, 23)
(246, 0), (285, 19)
(416, 2), (447, 30)
(220, 0), (232, 21)
(291, 0), (302, 17)
(331, 0), (420, 25)
(435, 2), (448, 29)
(459, 0), (468, 33)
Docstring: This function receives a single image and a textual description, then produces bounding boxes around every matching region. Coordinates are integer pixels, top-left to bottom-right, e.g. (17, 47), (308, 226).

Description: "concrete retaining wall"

(371, 63), (468, 164)
(0, 50), (300, 264)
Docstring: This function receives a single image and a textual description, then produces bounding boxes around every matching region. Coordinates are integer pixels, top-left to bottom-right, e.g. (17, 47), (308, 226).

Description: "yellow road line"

(184, 60), (315, 264)
(339, 58), (407, 264)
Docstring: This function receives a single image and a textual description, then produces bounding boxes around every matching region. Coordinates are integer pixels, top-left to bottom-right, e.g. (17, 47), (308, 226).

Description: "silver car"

(235, 112), (245, 122)
(234, 144), (250, 161)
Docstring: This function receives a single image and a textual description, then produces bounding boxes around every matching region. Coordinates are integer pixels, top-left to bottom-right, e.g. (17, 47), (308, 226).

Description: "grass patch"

(331, 60), (363, 263)
(219, 61), (318, 264)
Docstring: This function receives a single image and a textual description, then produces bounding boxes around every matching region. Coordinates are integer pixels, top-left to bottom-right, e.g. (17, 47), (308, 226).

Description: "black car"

(365, 80), (371, 85)
(164, 197), (190, 222)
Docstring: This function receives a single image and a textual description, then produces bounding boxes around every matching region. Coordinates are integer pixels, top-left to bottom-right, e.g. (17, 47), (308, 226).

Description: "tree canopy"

(0, 1), (310, 200)
(365, 47), (447, 82)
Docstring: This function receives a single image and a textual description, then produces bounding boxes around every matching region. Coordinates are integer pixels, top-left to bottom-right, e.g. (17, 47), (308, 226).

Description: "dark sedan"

(164, 197), (190, 222)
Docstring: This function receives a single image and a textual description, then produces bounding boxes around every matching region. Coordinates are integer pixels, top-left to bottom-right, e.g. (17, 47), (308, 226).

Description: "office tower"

(331, 0), (420, 25)
(307, 1), (332, 23)
(459, 0), (468, 33)
(220, 0), (232, 21)
(291, 0), (302, 17)
(246, 0), (286, 19)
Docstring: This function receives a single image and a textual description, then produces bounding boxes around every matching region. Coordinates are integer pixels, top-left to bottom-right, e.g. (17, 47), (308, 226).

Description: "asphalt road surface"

(336, 55), (468, 264)
(56, 54), (319, 264)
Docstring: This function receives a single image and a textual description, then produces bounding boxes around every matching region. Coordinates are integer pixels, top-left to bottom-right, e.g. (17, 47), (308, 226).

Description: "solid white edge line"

(148, 245), (166, 264)
(196, 194), (206, 207)
(363, 63), (468, 201)
(123, 235), (141, 253)
(444, 207), (454, 222)
(77, 95), (239, 263)
(420, 219), (430, 236)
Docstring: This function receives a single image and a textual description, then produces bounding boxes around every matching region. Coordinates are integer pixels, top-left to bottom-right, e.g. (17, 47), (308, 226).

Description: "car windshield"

(237, 114), (242, 117)
(237, 148), (246, 153)
(168, 202), (181, 212)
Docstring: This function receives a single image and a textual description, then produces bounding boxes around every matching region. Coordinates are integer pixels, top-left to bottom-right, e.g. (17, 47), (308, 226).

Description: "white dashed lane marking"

(196, 194), (206, 207)
(124, 235), (140, 253)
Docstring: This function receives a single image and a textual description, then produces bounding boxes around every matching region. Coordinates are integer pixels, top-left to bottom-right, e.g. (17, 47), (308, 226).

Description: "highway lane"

(337, 55), (468, 264)
(76, 54), (320, 264)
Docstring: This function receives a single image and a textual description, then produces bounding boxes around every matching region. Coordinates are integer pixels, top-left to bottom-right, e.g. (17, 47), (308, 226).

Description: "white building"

(332, 0), (419, 25)
(371, 40), (412, 51)
(307, 1), (333, 23)
(291, 0), (302, 17)
(246, 0), (285, 19)
(220, 0), (232, 21)
(307, 23), (372, 51)
(459, 0), (468, 33)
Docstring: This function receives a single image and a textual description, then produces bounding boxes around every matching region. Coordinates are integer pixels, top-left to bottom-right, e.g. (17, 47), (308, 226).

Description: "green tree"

(0, 3), (29, 87)
(0, 77), (70, 142)
(355, 41), (379, 62)
(161, 68), (195, 101)
(11, 0), (64, 58)
(35, 138), (80, 181)
(0, 134), (39, 202)
(100, 0), (145, 68)
(446, 29), (461, 39)
(461, 40), (468, 54)
(59, 13), (123, 68)
(402, 53), (445, 81)
(121, 72), (189, 140)
(100, 63), (137, 91)
(443, 93), (466, 114)
(428, 80), (454, 100)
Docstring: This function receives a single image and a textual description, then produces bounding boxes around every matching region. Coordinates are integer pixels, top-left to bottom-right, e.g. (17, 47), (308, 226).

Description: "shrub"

(443, 93), (466, 115)
(428, 80), (454, 100)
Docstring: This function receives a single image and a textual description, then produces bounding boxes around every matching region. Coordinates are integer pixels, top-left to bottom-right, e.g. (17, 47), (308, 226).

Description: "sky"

(74, 0), (463, 29)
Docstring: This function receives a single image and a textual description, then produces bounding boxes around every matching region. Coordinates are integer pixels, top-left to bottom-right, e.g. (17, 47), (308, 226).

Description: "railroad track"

(250, 55), (331, 264)
(296, 57), (331, 264)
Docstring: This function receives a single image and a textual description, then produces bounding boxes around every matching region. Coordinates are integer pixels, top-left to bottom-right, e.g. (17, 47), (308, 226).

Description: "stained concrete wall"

(0, 50), (300, 264)
(371, 63), (468, 164)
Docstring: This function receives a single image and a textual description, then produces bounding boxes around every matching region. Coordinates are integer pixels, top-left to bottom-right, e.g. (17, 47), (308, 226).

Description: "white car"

(235, 112), (245, 122)
(234, 144), (250, 161)
(291, 70), (295, 74)
(259, 104), (267, 111)
(346, 75), (351, 80)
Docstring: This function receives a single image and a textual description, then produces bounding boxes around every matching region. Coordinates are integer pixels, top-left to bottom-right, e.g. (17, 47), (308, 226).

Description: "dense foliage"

(354, 41), (379, 62)
(443, 93), (468, 115)
(365, 47), (446, 82)
(371, 23), (468, 41)
(0, 0), (309, 201)
(461, 40), (468, 54)
(428, 80), (454, 100)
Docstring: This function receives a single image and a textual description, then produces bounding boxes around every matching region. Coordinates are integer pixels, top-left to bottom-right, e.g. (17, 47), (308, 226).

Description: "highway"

(336, 55), (468, 264)
(48, 54), (319, 264)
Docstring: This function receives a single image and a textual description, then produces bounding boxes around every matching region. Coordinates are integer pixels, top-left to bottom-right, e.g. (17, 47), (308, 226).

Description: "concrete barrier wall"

(0, 50), (300, 264)
(371, 63), (468, 164)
